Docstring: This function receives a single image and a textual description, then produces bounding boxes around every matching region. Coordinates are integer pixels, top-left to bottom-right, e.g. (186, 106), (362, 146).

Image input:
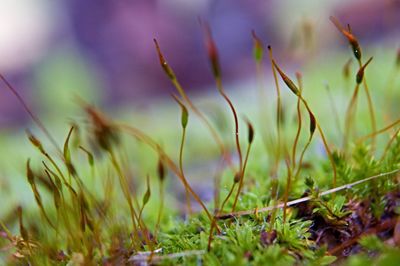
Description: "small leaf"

(305, 176), (314, 189)
(79, 146), (94, 167)
(26, 159), (35, 185)
(42, 161), (62, 191)
(142, 175), (151, 206)
(17, 206), (28, 241)
(44, 170), (61, 210)
(63, 126), (74, 164)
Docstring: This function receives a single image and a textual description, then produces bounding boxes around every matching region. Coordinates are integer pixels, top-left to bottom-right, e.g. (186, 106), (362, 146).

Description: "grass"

(0, 17), (400, 265)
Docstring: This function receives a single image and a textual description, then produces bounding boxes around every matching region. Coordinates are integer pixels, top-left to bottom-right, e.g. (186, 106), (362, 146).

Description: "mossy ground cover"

(0, 17), (400, 265)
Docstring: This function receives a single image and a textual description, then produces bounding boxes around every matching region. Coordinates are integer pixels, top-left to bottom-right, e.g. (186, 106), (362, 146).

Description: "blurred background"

(0, 0), (399, 128)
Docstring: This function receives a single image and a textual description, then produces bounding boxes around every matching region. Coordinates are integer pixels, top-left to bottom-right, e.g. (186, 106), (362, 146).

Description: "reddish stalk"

(201, 23), (243, 173)
(330, 16), (377, 151)
(0, 74), (61, 155)
(154, 39), (233, 167)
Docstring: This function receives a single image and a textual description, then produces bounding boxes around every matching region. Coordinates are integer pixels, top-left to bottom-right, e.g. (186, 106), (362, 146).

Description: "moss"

(0, 17), (400, 265)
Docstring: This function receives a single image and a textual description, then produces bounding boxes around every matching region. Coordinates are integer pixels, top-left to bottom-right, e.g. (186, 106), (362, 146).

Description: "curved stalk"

(179, 126), (192, 214)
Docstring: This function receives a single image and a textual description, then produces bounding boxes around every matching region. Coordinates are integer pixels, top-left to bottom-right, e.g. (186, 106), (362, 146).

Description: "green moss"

(1, 17), (400, 265)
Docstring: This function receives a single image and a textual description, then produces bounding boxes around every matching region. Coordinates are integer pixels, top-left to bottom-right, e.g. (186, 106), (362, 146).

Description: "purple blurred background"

(0, 0), (399, 127)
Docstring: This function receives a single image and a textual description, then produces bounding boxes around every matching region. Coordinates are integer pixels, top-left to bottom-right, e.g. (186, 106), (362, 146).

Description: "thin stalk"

(293, 134), (313, 181)
(179, 126), (192, 214)
(149, 179), (164, 263)
(267, 46), (282, 175)
(201, 23), (243, 173)
(215, 78), (243, 172)
(109, 149), (143, 251)
(358, 117), (400, 142)
(283, 154), (292, 224)
(272, 59), (337, 187)
(219, 182), (237, 214)
(171, 78), (230, 163)
(213, 157), (225, 213)
(380, 127), (400, 161)
(207, 174), (237, 251)
(154, 39), (232, 167)
(154, 180), (165, 241)
(267, 47), (283, 230)
(231, 140), (253, 212)
(0, 220), (13, 240)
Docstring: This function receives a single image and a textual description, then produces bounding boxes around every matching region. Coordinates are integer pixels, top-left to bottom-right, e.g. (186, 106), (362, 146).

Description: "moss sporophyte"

(0, 17), (399, 265)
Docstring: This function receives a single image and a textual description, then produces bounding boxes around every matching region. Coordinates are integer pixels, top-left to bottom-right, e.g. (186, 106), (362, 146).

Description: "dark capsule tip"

(234, 172), (241, 183)
(157, 159), (166, 182)
(244, 118), (254, 144)
(309, 111), (316, 135)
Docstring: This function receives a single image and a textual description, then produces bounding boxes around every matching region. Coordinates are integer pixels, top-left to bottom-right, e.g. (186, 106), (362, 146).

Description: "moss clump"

(1, 17), (400, 265)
